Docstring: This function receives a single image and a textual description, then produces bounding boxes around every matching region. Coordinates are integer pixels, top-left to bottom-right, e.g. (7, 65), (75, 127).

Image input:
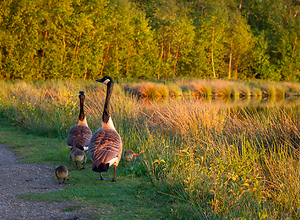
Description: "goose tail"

(92, 161), (109, 172)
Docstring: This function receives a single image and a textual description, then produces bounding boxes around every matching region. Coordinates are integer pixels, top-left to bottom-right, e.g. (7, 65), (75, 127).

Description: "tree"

(226, 12), (256, 79)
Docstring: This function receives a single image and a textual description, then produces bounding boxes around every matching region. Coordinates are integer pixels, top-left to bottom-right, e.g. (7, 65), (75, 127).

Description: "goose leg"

(111, 165), (117, 182)
(97, 173), (105, 180)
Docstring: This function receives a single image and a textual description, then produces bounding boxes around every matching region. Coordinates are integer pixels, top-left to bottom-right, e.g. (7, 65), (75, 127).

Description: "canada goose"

(69, 147), (87, 169)
(55, 165), (69, 184)
(67, 91), (92, 151)
(88, 76), (122, 182)
(123, 149), (144, 163)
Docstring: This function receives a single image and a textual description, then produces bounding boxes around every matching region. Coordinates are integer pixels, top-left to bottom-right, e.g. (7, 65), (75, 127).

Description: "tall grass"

(142, 101), (300, 219)
(0, 80), (299, 219)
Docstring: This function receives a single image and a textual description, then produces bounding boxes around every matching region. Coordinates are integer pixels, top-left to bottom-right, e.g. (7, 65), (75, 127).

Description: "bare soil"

(0, 144), (95, 220)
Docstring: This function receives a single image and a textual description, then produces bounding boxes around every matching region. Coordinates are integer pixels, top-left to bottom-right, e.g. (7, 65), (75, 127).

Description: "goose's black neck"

(103, 81), (113, 124)
(79, 94), (85, 121)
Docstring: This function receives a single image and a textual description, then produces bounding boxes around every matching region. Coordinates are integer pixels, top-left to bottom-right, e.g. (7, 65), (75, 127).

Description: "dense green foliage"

(1, 0), (300, 80)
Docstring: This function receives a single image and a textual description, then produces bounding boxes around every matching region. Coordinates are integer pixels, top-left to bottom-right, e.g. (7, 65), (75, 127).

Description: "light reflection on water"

(140, 95), (300, 109)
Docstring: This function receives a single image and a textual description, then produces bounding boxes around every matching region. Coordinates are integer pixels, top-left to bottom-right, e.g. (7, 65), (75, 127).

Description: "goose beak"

(96, 79), (103, 82)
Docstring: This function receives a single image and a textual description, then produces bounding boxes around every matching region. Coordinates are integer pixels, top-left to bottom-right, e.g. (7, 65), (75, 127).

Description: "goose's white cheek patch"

(103, 79), (110, 84)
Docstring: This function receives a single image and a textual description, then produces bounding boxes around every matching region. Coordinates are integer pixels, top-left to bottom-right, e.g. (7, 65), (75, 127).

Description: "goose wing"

(89, 128), (122, 165)
(67, 125), (92, 150)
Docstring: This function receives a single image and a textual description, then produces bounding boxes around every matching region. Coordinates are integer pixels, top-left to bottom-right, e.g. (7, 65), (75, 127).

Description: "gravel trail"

(0, 144), (94, 220)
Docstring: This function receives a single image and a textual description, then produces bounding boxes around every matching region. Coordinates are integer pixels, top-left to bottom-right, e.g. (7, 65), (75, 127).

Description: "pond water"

(152, 94), (300, 110)
(197, 95), (300, 109)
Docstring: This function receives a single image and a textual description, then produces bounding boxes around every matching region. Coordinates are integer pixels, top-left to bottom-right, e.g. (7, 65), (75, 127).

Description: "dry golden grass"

(124, 82), (169, 100)
(140, 98), (300, 219)
(143, 99), (226, 138)
(1, 79), (300, 219)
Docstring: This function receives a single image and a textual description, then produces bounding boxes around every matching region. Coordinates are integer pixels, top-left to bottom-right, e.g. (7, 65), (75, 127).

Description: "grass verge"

(0, 119), (186, 219)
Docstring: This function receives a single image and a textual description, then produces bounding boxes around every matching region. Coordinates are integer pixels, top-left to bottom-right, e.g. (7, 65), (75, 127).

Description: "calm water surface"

(160, 95), (300, 110)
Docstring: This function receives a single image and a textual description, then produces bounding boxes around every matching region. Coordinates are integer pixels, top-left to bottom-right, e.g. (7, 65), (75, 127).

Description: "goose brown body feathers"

(67, 91), (92, 151)
(67, 124), (92, 150)
(89, 128), (122, 172)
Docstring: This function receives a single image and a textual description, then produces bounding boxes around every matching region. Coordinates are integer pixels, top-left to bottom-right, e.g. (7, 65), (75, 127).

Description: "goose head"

(79, 91), (85, 99)
(96, 76), (114, 85)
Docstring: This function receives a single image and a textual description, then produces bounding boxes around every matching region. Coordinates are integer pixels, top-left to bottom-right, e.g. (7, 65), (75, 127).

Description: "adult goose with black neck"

(88, 76), (122, 182)
(67, 91), (92, 151)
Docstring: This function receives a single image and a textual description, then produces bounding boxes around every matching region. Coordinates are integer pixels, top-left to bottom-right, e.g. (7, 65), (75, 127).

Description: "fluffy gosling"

(55, 165), (69, 184)
(69, 148), (87, 170)
(123, 149), (144, 163)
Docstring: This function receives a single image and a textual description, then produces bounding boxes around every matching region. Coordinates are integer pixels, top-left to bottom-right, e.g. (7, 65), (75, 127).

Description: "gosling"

(69, 148), (87, 169)
(55, 165), (69, 184)
(123, 149), (144, 163)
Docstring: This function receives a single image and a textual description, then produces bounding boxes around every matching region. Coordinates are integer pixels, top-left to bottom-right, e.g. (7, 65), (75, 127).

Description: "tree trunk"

(76, 32), (82, 57)
(40, 31), (47, 77)
(61, 35), (66, 65)
(289, 36), (297, 69)
(73, 36), (78, 59)
(31, 54), (38, 67)
(228, 41), (232, 79)
(211, 29), (216, 78)
(169, 29), (172, 58)
(115, 22), (119, 75)
(173, 45), (180, 77)
(158, 40), (164, 79)
(116, 39), (119, 74)
(126, 43), (132, 76)
(100, 43), (110, 78)
(91, 32), (95, 45)
(160, 40), (164, 60)
(235, 54), (241, 79)
(84, 68), (87, 80)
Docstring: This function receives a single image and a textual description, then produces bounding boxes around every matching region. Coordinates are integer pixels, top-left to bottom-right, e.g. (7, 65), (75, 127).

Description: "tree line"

(0, 0), (299, 80)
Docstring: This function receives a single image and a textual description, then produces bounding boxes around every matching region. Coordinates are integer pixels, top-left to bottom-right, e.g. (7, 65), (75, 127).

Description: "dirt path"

(0, 144), (93, 220)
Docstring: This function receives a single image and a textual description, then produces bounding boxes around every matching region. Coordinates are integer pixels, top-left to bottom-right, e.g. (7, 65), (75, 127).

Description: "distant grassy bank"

(0, 79), (300, 219)
(121, 78), (300, 101)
